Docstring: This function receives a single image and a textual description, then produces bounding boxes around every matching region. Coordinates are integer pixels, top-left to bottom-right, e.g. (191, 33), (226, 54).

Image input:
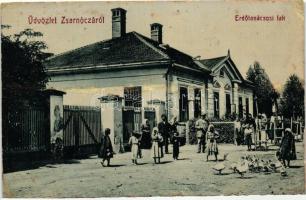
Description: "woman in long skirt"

(234, 117), (241, 145)
(140, 119), (151, 149)
(100, 128), (114, 167)
(244, 124), (253, 151)
(279, 128), (296, 168)
(129, 131), (140, 165)
(151, 127), (163, 164)
(170, 116), (180, 160)
(206, 124), (219, 162)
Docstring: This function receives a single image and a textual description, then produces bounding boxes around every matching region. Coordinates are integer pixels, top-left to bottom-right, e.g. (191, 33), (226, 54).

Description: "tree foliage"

(1, 26), (53, 109)
(279, 74), (304, 118)
(246, 61), (279, 117)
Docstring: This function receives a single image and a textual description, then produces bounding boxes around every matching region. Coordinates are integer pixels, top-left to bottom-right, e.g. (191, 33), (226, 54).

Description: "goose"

(223, 153), (229, 161)
(230, 162), (238, 173)
(236, 162), (249, 177)
(212, 162), (226, 175)
(280, 167), (287, 177)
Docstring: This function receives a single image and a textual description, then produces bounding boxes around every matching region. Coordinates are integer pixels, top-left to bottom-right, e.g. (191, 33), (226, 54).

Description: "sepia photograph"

(1, 0), (305, 197)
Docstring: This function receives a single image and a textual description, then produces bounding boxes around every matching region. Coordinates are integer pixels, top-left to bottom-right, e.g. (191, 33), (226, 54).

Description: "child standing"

(206, 124), (219, 162)
(129, 131), (140, 165)
(172, 132), (180, 160)
(151, 127), (163, 164)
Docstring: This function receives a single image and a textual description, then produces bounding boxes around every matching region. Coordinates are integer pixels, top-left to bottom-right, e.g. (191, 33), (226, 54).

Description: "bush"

(186, 119), (197, 145)
(210, 122), (235, 144)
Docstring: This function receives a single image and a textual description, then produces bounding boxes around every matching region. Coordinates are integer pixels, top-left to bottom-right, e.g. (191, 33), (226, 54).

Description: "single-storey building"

(45, 8), (254, 126)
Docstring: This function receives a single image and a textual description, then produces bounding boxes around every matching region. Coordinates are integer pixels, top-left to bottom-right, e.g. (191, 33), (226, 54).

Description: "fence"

(3, 107), (49, 154)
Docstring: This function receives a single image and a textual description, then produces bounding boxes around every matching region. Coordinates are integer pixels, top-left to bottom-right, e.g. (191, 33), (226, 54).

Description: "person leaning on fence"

(158, 114), (171, 155)
(151, 127), (163, 164)
(99, 128), (114, 167)
(129, 131), (140, 165)
(278, 128), (297, 168)
(195, 113), (209, 153)
(206, 124), (219, 162)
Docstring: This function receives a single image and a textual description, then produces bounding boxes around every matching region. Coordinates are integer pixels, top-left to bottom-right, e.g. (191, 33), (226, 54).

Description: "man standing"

(195, 113), (209, 153)
(158, 114), (170, 155)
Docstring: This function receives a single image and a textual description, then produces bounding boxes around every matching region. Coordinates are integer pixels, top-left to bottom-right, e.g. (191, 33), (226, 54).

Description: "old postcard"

(1, 0), (305, 197)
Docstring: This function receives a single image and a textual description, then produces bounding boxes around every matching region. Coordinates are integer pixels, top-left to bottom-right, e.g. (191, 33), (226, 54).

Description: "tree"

(1, 26), (53, 110)
(279, 74), (304, 118)
(246, 61), (279, 117)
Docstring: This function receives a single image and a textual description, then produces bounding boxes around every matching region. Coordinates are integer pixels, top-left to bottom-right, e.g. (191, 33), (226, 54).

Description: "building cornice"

(47, 60), (171, 75)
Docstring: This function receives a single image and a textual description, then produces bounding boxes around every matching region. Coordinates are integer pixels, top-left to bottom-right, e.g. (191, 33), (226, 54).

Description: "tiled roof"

(44, 31), (200, 71)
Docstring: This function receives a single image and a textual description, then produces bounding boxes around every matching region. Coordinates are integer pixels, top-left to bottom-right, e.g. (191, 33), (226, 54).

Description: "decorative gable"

(213, 80), (221, 88)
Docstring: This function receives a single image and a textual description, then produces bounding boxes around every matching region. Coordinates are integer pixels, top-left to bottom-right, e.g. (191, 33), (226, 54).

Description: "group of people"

(146, 114), (181, 164)
(99, 113), (297, 168)
(195, 114), (219, 161)
(99, 114), (182, 166)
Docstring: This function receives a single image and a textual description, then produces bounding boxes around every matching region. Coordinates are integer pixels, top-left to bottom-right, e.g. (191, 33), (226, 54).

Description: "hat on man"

(201, 113), (207, 117)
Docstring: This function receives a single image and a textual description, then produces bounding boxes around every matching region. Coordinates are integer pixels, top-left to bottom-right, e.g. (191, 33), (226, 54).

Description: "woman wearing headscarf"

(279, 128), (296, 168)
(151, 127), (163, 164)
(206, 124), (219, 162)
(99, 128), (114, 167)
(140, 119), (151, 149)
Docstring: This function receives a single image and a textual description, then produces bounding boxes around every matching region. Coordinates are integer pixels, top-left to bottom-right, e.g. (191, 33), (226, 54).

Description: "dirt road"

(3, 143), (305, 197)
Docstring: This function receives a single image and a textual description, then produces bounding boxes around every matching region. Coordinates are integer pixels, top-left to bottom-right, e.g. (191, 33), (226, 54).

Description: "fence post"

(99, 95), (123, 153)
(43, 89), (66, 153)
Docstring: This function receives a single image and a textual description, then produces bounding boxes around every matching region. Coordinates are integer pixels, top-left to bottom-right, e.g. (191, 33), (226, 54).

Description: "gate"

(63, 105), (102, 157)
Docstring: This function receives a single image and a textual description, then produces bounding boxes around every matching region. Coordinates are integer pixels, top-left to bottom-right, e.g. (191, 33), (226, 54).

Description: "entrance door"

(194, 88), (201, 118)
(226, 93), (231, 115)
(246, 98), (249, 116)
(122, 109), (134, 144)
(179, 87), (189, 122)
(239, 97), (243, 118)
(214, 92), (220, 118)
(144, 110), (156, 134)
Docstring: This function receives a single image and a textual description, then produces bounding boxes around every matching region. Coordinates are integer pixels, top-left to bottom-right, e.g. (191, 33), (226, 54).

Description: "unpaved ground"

(3, 143), (305, 197)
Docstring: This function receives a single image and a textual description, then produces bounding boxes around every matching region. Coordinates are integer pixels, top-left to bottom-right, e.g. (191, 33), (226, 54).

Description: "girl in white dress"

(151, 127), (163, 164)
(129, 132), (139, 165)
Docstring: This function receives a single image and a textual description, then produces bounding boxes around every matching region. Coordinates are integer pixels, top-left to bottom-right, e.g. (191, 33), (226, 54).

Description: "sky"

(1, 0), (304, 91)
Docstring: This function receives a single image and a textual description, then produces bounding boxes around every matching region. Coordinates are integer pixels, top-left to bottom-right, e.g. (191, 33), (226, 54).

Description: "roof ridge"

(132, 31), (170, 60)
(46, 37), (114, 61)
(200, 55), (227, 62)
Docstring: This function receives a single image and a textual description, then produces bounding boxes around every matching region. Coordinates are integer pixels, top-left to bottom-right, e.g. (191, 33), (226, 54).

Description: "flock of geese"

(212, 154), (287, 178)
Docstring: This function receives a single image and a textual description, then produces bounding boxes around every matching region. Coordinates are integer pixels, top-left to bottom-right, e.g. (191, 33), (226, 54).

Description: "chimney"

(111, 8), (126, 38)
(150, 23), (163, 44)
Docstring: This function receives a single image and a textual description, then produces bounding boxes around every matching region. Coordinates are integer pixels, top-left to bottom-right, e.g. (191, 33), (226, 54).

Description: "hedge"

(186, 119), (235, 144)
(211, 122), (235, 144)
